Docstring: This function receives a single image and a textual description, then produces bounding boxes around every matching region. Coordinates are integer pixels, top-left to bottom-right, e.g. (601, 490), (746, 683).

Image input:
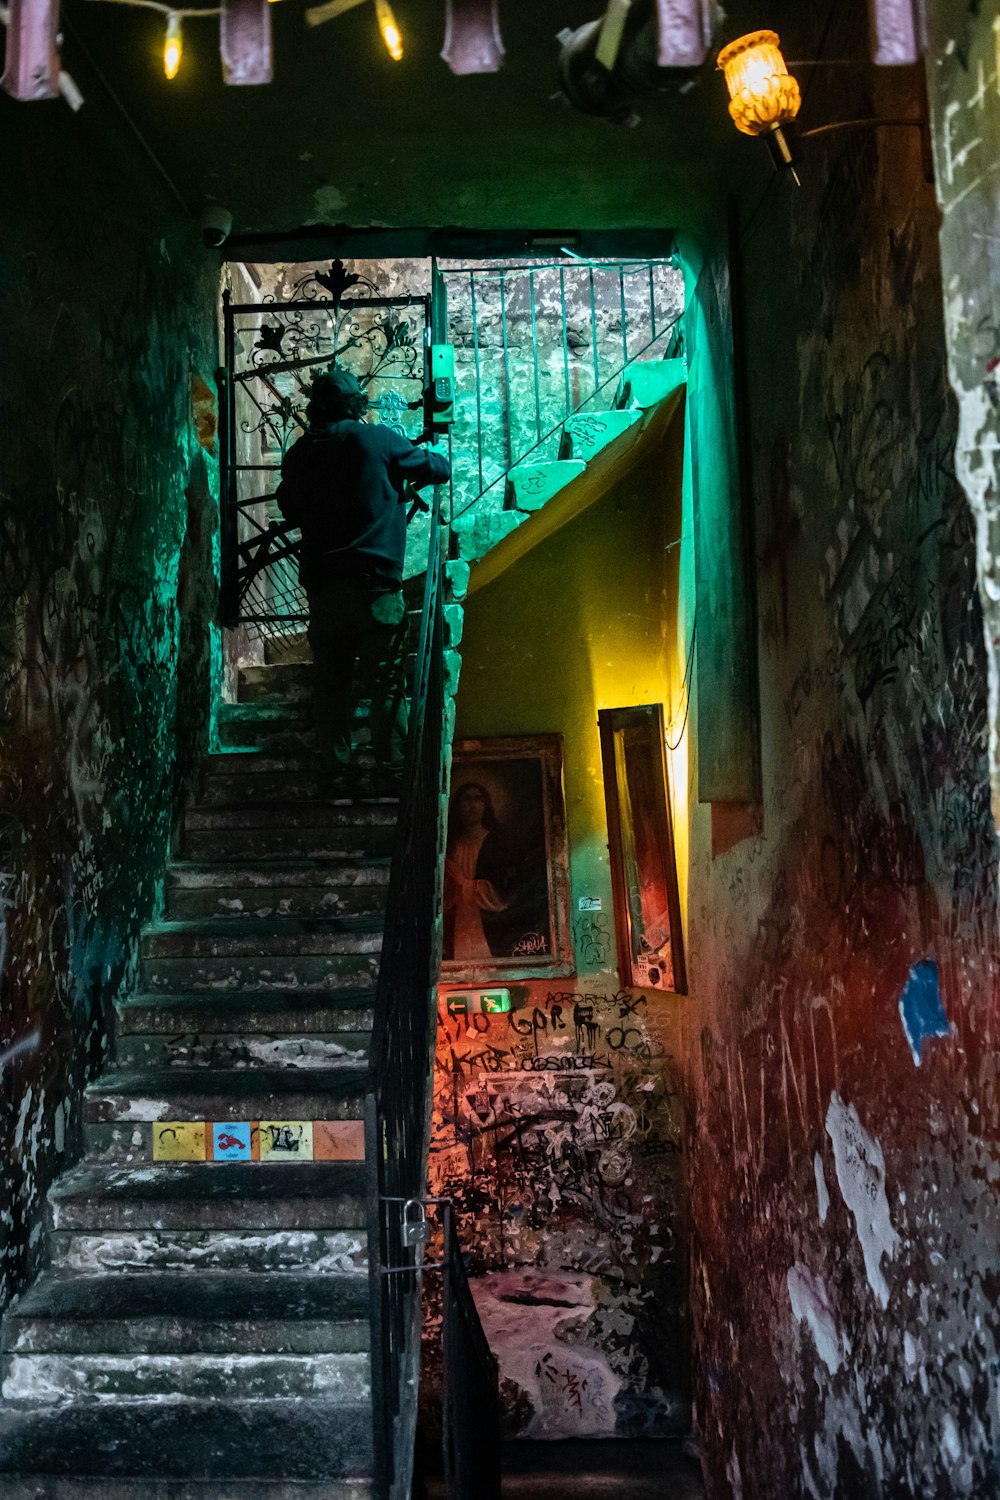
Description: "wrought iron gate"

(218, 263), (431, 644)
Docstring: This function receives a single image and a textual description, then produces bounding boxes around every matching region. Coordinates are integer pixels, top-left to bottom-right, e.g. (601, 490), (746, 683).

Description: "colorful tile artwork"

(259, 1121), (314, 1162)
(153, 1122), (207, 1161)
(314, 1120), (366, 1161)
(151, 1121), (364, 1163)
(212, 1123), (252, 1161)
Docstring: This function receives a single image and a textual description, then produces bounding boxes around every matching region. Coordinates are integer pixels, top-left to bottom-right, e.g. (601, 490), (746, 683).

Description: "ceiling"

(15, 1), (841, 250)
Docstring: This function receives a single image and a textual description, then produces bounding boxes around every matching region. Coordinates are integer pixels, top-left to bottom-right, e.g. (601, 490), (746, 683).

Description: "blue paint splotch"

(898, 960), (949, 1066)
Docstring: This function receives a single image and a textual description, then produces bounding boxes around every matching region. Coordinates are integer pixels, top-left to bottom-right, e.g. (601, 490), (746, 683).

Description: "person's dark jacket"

(275, 420), (451, 589)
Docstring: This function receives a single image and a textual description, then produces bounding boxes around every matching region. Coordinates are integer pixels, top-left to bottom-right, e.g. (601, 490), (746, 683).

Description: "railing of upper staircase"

(438, 256), (683, 536)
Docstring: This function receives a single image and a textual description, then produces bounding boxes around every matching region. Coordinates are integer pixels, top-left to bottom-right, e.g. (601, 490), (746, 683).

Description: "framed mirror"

(598, 704), (686, 994)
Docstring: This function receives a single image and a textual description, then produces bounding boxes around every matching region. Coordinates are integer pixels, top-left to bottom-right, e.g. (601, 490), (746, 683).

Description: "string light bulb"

(163, 11), (182, 77)
(373, 0), (402, 60)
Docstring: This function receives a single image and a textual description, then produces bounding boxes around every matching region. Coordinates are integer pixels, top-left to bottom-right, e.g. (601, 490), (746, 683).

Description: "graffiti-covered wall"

(682, 17), (1000, 1496)
(0, 100), (219, 1310)
(431, 403), (691, 1439)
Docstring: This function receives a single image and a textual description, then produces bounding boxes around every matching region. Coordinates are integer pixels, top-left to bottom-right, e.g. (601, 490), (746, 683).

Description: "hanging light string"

(86, 0), (222, 78)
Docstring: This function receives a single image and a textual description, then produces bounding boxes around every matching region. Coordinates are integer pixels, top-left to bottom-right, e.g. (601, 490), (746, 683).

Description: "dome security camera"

(199, 204), (233, 249)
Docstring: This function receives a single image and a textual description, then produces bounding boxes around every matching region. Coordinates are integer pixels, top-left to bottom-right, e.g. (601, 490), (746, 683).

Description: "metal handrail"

(365, 488), (448, 1500)
(442, 1205), (501, 1500)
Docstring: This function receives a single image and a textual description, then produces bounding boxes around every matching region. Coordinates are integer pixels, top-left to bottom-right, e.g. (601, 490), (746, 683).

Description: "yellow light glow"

(717, 30), (800, 137)
(163, 13), (182, 79)
(374, 0), (403, 60)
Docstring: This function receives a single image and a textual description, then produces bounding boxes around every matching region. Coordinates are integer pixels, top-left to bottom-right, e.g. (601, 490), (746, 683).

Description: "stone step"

(50, 1228), (368, 1278)
(195, 768), (381, 806)
(0, 1400), (373, 1492)
(116, 987), (377, 1037)
(558, 406), (641, 461)
(141, 946), (381, 993)
(183, 823), (395, 861)
(615, 355), (687, 409)
(184, 803), (397, 833)
(216, 701), (378, 751)
(2, 1349), (370, 1404)
(3, 1271), (370, 1356)
(115, 1030), (370, 1074)
(83, 1067), (368, 1134)
(48, 1164), (368, 1234)
(141, 917), (383, 960)
(0, 1481), (372, 1500)
(238, 662), (315, 702)
(503, 457), (587, 512)
(164, 858), (390, 920)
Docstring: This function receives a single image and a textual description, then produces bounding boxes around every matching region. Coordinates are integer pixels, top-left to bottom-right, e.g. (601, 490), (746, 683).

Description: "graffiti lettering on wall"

(430, 984), (687, 1438)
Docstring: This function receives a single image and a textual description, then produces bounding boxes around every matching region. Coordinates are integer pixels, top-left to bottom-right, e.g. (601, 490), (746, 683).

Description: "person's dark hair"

(447, 781), (499, 845)
(307, 369), (368, 426)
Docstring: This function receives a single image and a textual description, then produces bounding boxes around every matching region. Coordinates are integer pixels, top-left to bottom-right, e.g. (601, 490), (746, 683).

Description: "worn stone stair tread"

(168, 858), (391, 884)
(84, 1067), (368, 1118)
(116, 988), (377, 1033)
(202, 748), (377, 773)
(146, 914), (382, 936)
(186, 802), (398, 827)
(3, 1276), (369, 1359)
(6, 1269), (369, 1335)
(0, 1399), (373, 1481)
(142, 918), (383, 960)
(47, 1163), (368, 1232)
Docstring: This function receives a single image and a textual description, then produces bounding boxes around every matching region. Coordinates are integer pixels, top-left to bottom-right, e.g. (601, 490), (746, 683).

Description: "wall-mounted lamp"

(717, 30), (802, 183)
(717, 26), (930, 188)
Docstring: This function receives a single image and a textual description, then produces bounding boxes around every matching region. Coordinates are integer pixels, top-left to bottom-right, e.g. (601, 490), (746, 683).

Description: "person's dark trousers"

(306, 574), (409, 774)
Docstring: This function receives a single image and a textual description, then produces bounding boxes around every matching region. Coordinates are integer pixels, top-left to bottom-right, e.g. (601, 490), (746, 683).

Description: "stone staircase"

(451, 357), (686, 563)
(0, 664), (393, 1498)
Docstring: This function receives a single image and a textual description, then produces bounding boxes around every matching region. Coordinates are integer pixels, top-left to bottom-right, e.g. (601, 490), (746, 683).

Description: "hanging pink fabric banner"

(220, 0), (272, 85)
(441, 0), (504, 76)
(1, 0), (60, 101)
(655, 0), (711, 68)
(869, 0), (923, 64)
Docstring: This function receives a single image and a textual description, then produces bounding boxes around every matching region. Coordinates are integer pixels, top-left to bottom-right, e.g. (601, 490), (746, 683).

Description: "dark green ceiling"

(9, 0), (834, 246)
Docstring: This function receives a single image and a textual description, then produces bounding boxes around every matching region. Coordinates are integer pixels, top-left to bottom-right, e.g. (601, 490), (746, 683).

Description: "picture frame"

(598, 704), (687, 995)
(441, 735), (573, 981)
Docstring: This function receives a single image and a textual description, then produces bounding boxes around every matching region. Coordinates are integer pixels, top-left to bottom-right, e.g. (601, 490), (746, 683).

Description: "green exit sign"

(480, 989), (511, 1014)
(445, 988), (511, 1016)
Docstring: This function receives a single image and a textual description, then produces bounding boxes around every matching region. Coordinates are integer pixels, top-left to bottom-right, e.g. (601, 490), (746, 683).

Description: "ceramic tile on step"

(210, 1122), (252, 1160)
(258, 1120), (314, 1162)
(152, 1122), (207, 1161)
(314, 1120), (365, 1161)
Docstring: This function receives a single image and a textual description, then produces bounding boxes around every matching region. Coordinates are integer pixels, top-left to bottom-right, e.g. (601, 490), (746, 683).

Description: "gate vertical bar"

(220, 289), (239, 628)
(618, 266), (628, 377)
(588, 266), (599, 399)
(529, 269), (541, 445)
(499, 269), (512, 467)
(469, 272), (485, 496)
(559, 265), (571, 418)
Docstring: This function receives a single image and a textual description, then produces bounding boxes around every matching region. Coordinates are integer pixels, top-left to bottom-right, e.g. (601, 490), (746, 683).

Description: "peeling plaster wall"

(0, 100), (219, 1310)
(681, 20), (1000, 1498)
(923, 0), (1000, 826)
(429, 412), (690, 1440)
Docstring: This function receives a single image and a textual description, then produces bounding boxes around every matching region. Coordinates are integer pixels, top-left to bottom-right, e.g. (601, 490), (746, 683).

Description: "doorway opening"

(217, 250), (685, 686)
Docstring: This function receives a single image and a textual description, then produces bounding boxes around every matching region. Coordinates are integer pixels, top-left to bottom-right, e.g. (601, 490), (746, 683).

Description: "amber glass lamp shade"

(717, 30), (801, 137)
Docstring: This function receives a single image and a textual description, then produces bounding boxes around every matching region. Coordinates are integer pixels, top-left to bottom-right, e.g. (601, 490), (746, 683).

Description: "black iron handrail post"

(366, 486), (449, 1500)
(441, 1203), (502, 1500)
